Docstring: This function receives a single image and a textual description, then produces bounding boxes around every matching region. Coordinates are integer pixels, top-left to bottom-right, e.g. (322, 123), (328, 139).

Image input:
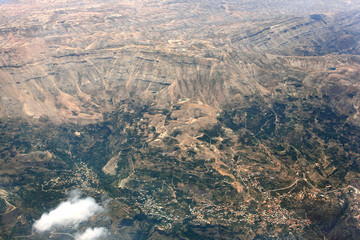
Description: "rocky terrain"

(1, 0), (360, 239)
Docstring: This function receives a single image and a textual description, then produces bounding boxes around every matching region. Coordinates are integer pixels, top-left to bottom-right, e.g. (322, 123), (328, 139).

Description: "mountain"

(0, 0), (360, 239)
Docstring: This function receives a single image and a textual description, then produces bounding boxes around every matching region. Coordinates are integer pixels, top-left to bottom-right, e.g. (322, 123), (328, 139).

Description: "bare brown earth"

(0, 0), (359, 123)
(1, 0), (360, 239)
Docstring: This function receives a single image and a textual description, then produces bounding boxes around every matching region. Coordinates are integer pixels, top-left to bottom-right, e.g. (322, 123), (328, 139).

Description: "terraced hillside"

(0, 0), (360, 239)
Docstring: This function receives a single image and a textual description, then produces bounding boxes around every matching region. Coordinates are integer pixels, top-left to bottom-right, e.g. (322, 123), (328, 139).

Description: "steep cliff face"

(0, 0), (359, 123)
(232, 11), (360, 56)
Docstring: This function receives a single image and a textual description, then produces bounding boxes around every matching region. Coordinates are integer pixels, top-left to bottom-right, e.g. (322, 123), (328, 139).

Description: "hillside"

(0, 0), (360, 239)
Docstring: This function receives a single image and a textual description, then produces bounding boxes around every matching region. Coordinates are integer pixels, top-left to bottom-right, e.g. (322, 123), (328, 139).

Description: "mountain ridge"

(1, 0), (360, 239)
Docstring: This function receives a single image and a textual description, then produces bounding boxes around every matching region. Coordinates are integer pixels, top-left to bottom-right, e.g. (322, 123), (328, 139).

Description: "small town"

(128, 171), (315, 234)
(39, 159), (360, 237)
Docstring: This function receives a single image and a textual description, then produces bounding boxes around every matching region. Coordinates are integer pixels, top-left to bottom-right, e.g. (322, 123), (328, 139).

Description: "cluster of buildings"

(128, 168), (315, 234)
(42, 161), (99, 192)
(260, 198), (311, 230)
(349, 192), (360, 223)
(134, 190), (181, 229)
(189, 201), (248, 225)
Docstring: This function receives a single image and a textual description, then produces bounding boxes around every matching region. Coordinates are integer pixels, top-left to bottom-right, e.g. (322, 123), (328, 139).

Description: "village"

(128, 171), (316, 234)
(38, 158), (360, 237)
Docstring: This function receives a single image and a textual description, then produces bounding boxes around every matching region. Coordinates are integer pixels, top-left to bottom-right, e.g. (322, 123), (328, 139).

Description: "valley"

(0, 0), (360, 239)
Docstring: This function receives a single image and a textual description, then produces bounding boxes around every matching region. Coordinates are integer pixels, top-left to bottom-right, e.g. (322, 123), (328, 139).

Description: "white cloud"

(75, 227), (108, 240)
(33, 190), (104, 232)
